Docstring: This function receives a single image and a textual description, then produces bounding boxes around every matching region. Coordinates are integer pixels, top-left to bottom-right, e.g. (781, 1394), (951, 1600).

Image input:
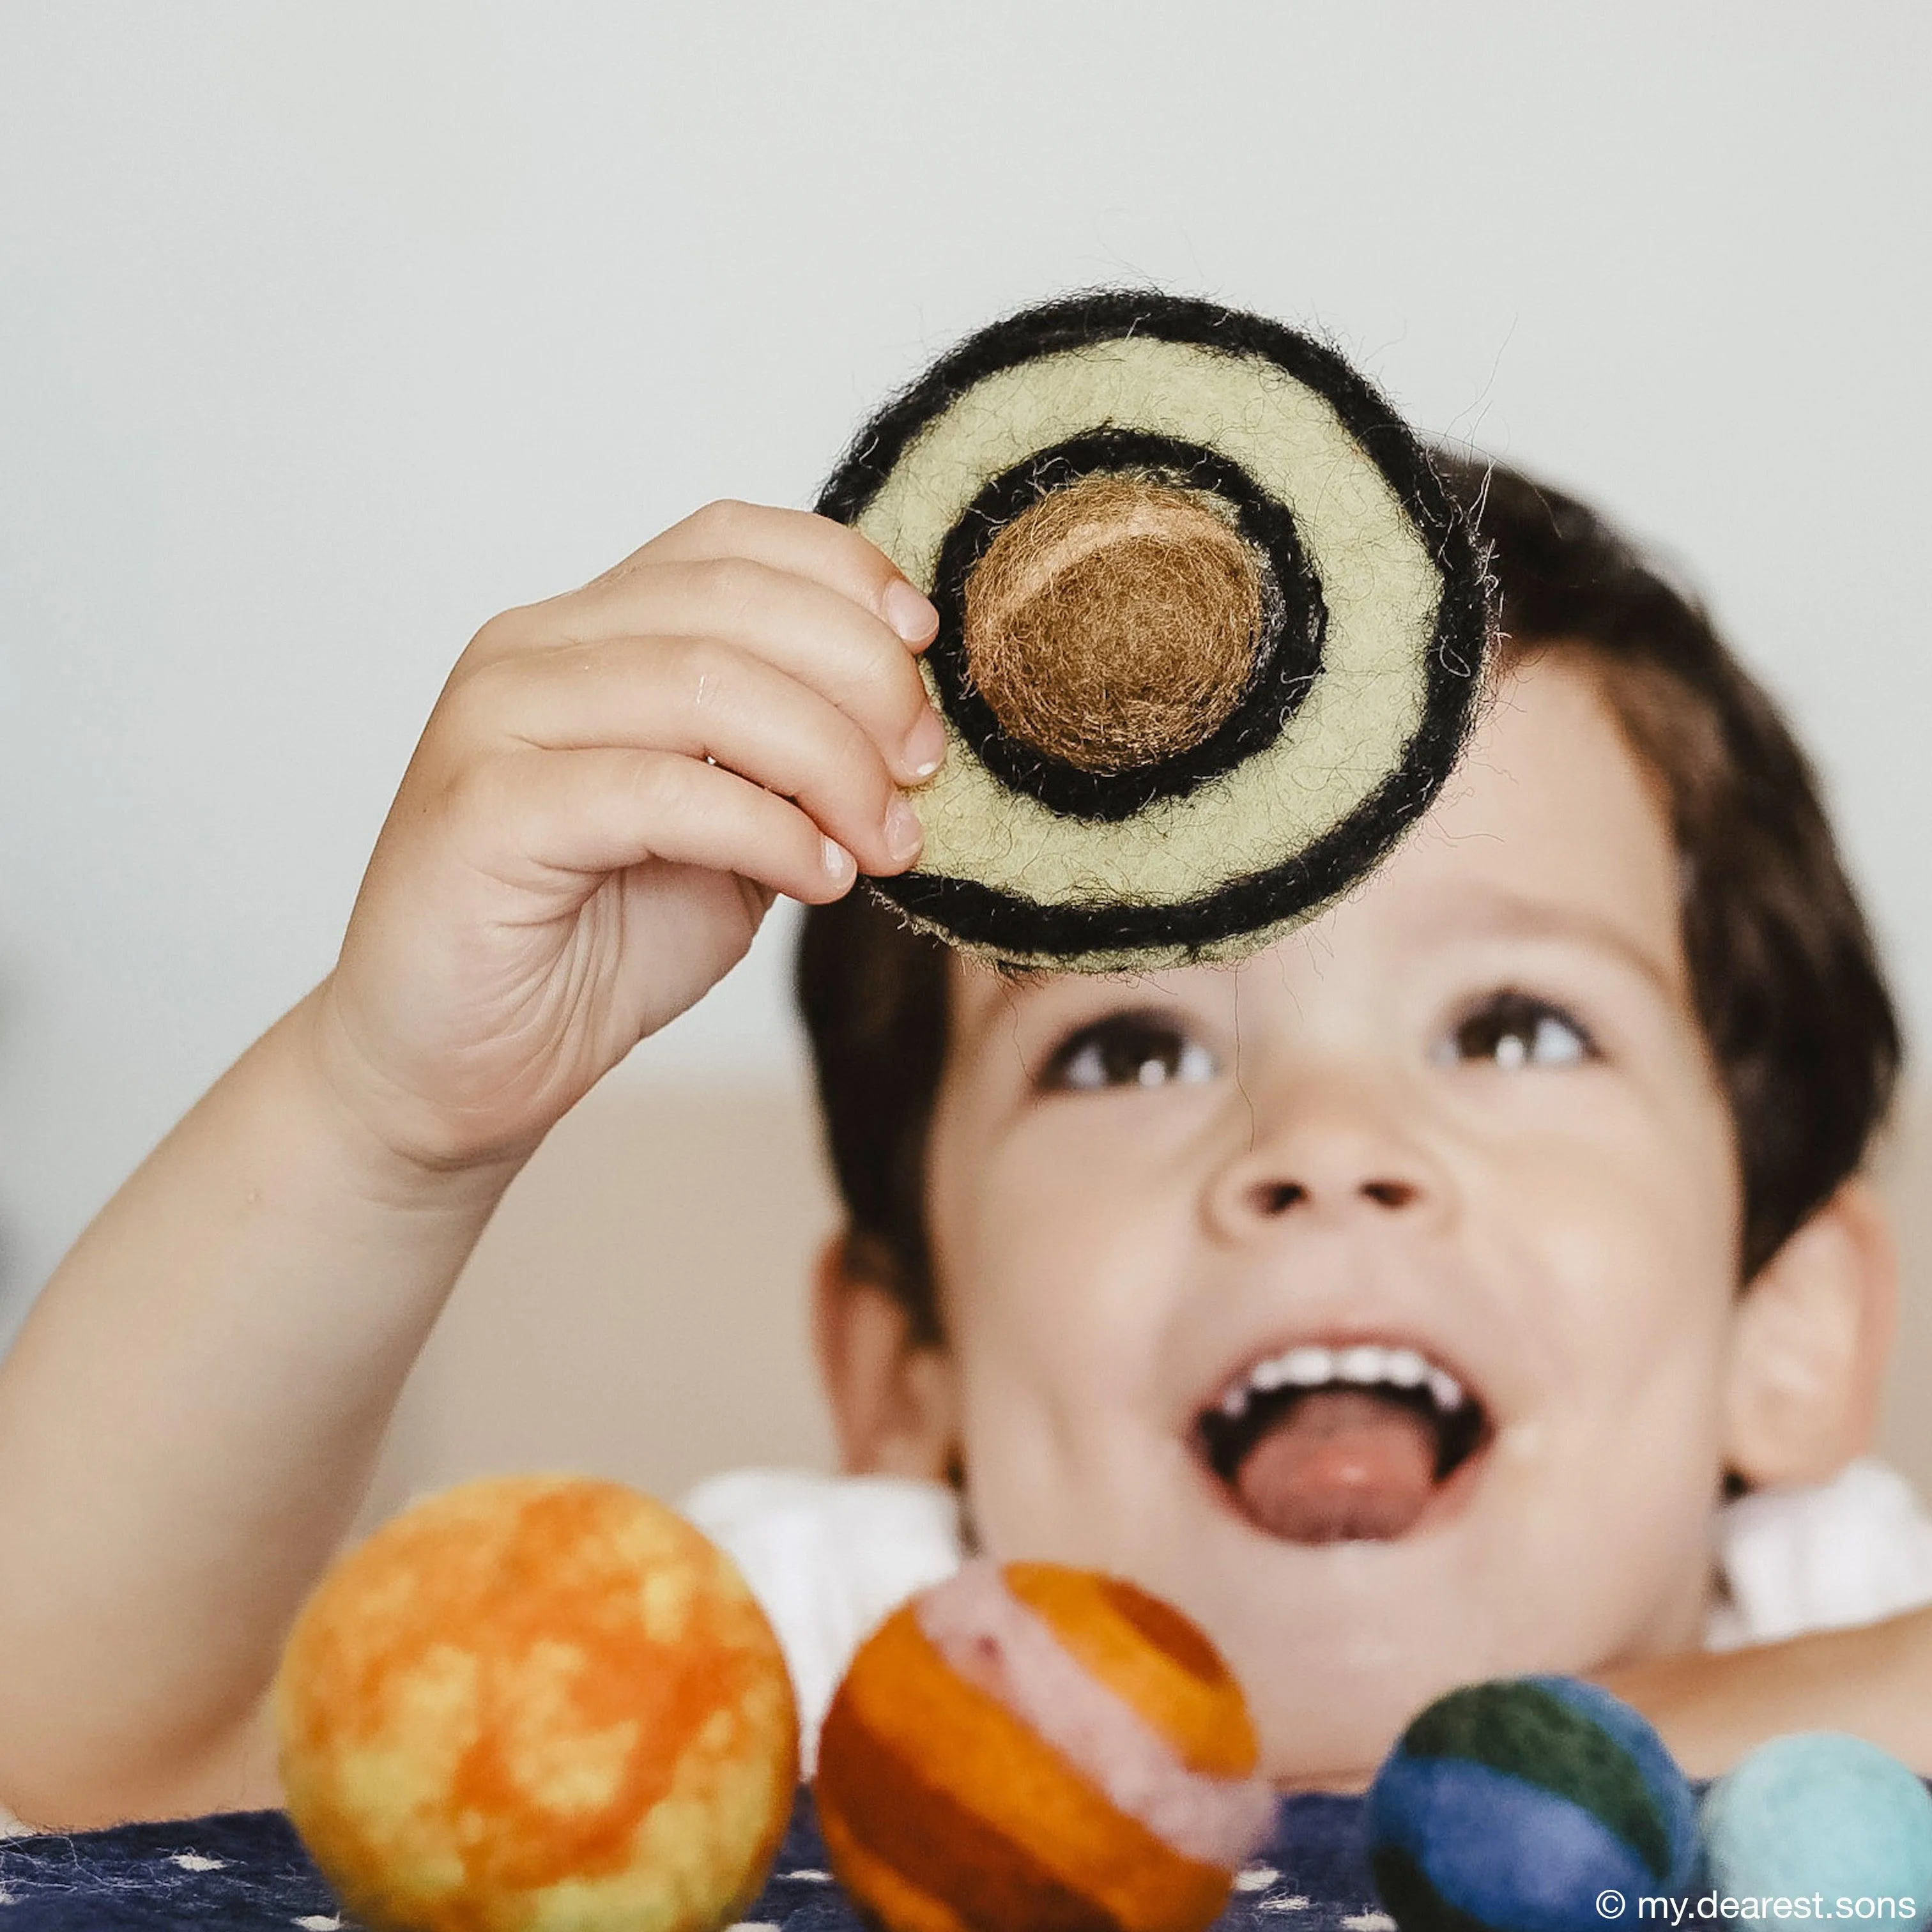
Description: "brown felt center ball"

(961, 473), (1265, 774)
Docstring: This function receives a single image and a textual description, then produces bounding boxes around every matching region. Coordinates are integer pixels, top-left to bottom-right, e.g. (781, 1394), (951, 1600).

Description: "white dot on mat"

(784, 1868), (833, 1882)
(1259, 1899), (1310, 1915)
(171, 1852), (225, 1871)
(293, 1916), (343, 1929)
(1234, 1864), (1278, 1891)
(1342, 1914), (1395, 1931)
(726, 1923), (779, 1931)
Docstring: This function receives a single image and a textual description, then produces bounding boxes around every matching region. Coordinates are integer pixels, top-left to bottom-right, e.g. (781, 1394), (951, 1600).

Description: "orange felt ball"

(815, 1560), (1275, 1932)
(273, 1476), (797, 1932)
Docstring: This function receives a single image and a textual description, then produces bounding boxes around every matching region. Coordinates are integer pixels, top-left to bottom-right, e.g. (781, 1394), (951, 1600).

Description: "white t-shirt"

(0, 1460), (1922, 1838)
(681, 1458), (1932, 1768)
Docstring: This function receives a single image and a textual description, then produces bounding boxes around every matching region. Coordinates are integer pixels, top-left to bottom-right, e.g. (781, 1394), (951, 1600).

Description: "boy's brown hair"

(796, 456), (1901, 1342)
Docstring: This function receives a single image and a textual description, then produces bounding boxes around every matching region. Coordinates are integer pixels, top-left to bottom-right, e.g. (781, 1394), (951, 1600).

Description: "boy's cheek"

(1494, 1134), (1738, 1328)
(1491, 1354), (1729, 1628)
(941, 1154), (1196, 1334)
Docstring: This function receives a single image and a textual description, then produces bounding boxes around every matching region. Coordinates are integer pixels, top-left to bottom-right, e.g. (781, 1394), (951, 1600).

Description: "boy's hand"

(312, 502), (942, 1174)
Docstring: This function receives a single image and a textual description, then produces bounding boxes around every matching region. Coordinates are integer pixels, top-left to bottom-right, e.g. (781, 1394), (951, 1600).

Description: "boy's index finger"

(463, 500), (942, 694)
(638, 501), (939, 648)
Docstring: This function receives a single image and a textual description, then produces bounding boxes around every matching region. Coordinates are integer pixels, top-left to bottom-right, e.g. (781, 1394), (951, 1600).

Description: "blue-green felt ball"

(1702, 1733), (1932, 1920)
(1366, 1676), (1698, 1931)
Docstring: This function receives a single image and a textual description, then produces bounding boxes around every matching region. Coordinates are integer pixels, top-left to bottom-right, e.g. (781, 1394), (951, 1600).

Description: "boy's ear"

(812, 1232), (961, 1482)
(1722, 1177), (1897, 1489)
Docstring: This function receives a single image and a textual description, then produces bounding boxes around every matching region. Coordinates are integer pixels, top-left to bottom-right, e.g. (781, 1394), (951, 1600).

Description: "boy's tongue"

(1234, 1389), (1438, 1542)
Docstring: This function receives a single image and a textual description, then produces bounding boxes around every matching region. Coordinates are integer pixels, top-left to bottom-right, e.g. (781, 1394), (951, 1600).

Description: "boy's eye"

(1041, 1014), (1220, 1092)
(1436, 990), (1595, 1071)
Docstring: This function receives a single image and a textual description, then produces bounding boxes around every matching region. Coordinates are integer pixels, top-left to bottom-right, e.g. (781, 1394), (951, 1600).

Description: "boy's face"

(921, 655), (1744, 1786)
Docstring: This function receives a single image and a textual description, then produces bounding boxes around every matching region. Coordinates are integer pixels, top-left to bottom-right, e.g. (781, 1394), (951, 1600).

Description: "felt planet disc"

(818, 291), (1490, 972)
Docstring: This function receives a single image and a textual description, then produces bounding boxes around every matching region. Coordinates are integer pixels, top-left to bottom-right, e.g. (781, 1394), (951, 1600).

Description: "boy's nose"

(1204, 1095), (1446, 1239)
(1243, 1176), (1420, 1216)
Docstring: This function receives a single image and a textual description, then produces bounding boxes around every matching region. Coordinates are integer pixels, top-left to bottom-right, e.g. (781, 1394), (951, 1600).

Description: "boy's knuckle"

(839, 716), (889, 790)
(471, 744), (526, 808)
(668, 636), (739, 714)
(833, 523), (901, 598)
(895, 662), (933, 719)
(437, 656), (513, 733)
(627, 747), (686, 818)
(479, 591), (577, 654)
(656, 631), (714, 680)
(431, 756), (496, 836)
(464, 655), (564, 750)
(467, 607), (526, 657)
(843, 525), (897, 589)
(862, 658), (919, 731)
(686, 498), (756, 547)
(689, 554), (764, 619)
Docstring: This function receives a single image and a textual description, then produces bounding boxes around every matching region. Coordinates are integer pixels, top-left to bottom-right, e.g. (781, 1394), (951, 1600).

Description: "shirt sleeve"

(1706, 1457), (1932, 1650)
(678, 1468), (964, 1769)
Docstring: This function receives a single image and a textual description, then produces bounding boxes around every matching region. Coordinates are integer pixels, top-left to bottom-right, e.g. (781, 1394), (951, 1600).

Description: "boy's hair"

(797, 456), (1902, 1342)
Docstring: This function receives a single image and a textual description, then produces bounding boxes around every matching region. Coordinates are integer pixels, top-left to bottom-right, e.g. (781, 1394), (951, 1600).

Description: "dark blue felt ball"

(1366, 1676), (1698, 1931)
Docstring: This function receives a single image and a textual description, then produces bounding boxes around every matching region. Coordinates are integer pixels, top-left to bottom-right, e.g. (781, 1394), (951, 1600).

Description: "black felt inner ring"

(925, 429), (1328, 822)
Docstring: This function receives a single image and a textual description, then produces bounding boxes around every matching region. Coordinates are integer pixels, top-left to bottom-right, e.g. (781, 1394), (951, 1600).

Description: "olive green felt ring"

(816, 292), (1491, 973)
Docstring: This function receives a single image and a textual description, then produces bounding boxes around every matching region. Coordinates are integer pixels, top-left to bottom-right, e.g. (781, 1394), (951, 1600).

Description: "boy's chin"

(1243, 1653), (1479, 1792)
(1193, 1528), (1713, 1791)
(1210, 1577), (1581, 1791)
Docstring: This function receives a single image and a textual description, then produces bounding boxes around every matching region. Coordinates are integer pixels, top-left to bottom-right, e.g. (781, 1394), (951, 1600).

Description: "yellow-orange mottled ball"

(815, 1560), (1274, 1932)
(273, 1476), (797, 1932)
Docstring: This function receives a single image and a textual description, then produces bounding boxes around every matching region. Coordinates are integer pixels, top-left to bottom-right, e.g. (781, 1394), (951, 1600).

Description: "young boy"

(0, 453), (1924, 1834)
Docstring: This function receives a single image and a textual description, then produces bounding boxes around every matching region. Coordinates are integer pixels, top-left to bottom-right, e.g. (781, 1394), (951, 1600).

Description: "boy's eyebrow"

(945, 885), (1687, 1050)
(947, 960), (1089, 1052)
(1423, 888), (1684, 1000)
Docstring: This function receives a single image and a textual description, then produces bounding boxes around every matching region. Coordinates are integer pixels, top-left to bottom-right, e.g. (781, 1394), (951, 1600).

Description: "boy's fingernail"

(884, 578), (939, 645)
(884, 793), (924, 865)
(822, 838), (855, 882)
(903, 707), (946, 779)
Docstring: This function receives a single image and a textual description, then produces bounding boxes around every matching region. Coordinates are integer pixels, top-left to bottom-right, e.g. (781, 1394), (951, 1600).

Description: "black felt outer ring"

(924, 428), (1326, 822)
(815, 291), (1491, 960)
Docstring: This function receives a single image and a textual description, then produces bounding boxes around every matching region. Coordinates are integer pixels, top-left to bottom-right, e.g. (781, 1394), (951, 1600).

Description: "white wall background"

(2, 3), (1929, 1322)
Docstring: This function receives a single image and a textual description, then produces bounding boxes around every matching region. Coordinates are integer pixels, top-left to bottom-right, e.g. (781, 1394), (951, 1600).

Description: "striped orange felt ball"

(815, 1560), (1275, 1932)
(274, 1476), (797, 1932)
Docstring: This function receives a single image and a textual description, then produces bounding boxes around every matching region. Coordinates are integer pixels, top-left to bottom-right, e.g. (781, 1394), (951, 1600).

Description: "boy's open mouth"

(1195, 1341), (1490, 1544)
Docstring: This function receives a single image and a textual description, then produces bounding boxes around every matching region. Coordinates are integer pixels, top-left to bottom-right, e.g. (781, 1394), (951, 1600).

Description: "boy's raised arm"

(1605, 1607), (1932, 1779)
(0, 503), (941, 1830)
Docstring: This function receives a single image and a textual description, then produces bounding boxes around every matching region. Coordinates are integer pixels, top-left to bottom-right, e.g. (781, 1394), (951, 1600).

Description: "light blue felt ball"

(1702, 1733), (1932, 1922)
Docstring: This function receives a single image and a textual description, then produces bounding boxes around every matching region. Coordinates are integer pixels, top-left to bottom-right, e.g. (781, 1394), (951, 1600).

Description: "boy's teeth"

(1250, 1346), (1326, 1392)
(1221, 1342), (1468, 1418)
(1385, 1347), (1429, 1387)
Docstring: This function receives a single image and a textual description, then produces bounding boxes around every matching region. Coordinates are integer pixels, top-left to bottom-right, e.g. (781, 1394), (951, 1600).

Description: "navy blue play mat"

(0, 1786), (1390, 1929)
